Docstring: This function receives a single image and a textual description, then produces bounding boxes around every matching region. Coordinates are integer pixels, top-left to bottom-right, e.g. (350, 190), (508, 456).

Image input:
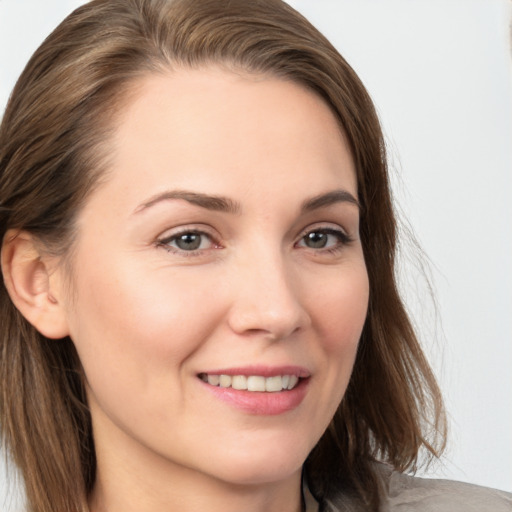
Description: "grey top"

(304, 465), (512, 512)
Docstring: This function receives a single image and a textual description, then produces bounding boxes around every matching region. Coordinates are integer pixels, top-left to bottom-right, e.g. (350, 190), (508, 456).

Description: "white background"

(1, 0), (511, 508)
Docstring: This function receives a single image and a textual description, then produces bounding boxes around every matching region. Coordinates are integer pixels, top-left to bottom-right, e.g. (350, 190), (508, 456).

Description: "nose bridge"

(227, 241), (309, 339)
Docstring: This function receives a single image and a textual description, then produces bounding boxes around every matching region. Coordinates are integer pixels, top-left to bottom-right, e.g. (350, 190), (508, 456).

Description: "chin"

(212, 462), (303, 488)
(202, 438), (310, 486)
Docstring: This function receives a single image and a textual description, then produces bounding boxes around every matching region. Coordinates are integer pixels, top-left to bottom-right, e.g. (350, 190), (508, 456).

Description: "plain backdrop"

(1, 0), (511, 509)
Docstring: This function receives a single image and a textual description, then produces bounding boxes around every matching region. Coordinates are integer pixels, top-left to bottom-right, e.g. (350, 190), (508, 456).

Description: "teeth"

(247, 376), (266, 392)
(219, 375), (232, 388)
(201, 373), (301, 392)
(265, 376), (282, 392)
(287, 375), (299, 390)
(232, 375), (247, 390)
(207, 374), (220, 386)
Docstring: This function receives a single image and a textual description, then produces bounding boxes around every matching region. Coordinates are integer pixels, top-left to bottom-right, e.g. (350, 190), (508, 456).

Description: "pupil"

(177, 233), (201, 250)
(306, 232), (327, 248)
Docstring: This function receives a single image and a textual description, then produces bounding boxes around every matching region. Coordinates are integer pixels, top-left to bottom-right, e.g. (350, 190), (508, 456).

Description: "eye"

(157, 229), (217, 254)
(297, 227), (351, 251)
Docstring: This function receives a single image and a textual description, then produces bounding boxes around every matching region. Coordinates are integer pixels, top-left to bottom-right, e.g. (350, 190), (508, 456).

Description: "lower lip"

(200, 378), (309, 415)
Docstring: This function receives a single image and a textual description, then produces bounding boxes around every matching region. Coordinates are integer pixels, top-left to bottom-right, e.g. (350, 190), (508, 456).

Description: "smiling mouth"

(198, 373), (301, 392)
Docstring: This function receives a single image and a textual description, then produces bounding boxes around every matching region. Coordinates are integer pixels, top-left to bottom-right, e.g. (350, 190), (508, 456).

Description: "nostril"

(226, 298), (309, 340)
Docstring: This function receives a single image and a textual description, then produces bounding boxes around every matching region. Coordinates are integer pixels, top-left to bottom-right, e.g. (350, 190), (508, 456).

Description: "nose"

(226, 248), (311, 341)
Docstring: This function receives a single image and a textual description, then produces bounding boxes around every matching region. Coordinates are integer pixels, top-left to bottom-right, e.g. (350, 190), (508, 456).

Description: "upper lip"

(198, 365), (311, 378)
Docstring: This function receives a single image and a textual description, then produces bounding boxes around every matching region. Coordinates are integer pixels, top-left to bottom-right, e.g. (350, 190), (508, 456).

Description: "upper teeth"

(201, 374), (299, 392)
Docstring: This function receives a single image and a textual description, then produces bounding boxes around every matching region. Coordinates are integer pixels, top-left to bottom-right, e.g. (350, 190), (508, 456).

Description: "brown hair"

(0, 1), (446, 511)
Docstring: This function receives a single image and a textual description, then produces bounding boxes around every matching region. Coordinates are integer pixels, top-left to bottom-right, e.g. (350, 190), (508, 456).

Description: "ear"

(1, 230), (70, 339)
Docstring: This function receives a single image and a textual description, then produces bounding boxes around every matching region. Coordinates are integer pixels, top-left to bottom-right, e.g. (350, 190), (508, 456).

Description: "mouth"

(198, 373), (301, 392)
(197, 366), (311, 414)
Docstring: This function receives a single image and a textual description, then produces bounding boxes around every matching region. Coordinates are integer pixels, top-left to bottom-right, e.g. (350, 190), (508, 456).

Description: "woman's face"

(58, 67), (369, 487)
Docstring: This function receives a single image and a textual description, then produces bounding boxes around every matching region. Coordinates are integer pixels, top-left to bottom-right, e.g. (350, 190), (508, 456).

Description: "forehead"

(85, 66), (356, 216)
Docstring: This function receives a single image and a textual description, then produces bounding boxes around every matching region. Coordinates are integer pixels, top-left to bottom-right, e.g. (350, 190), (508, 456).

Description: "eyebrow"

(300, 189), (360, 212)
(133, 188), (359, 215)
(134, 190), (241, 215)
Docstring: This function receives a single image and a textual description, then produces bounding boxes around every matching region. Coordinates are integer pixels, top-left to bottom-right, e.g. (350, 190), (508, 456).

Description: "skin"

(33, 68), (369, 512)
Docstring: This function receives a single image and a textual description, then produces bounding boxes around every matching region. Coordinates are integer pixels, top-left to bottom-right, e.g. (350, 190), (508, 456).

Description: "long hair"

(0, 1), (446, 510)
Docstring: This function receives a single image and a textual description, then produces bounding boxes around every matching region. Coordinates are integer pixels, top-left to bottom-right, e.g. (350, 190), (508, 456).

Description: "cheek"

(312, 262), (369, 404)
(65, 261), (230, 441)
(291, 261), (368, 444)
(66, 257), (225, 392)
(314, 262), (369, 352)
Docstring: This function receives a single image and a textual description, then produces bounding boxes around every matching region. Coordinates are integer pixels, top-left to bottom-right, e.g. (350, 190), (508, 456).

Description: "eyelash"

(295, 227), (353, 254)
(156, 228), (220, 257)
(156, 226), (353, 257)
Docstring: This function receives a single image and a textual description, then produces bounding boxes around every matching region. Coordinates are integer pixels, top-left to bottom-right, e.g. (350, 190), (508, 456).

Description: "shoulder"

(376, 464), (512, 512)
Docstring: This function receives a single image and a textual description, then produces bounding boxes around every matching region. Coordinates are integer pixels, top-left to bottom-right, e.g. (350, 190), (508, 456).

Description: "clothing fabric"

(305, 465), (512, 512)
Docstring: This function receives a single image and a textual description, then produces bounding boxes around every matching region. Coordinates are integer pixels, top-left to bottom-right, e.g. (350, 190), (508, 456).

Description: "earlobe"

(1, 230), (70, 339)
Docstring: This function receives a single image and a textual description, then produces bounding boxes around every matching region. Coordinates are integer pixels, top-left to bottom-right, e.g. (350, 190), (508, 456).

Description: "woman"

(0, 1), (510, 511)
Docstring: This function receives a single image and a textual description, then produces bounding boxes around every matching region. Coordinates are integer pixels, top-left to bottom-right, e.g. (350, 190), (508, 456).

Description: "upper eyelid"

(295, 225), (355, 250)
(297, 222), (350, 238)
(157, 225), (217, 241)
(156, 227), (220, 251)
(155, 230), (220, 257)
